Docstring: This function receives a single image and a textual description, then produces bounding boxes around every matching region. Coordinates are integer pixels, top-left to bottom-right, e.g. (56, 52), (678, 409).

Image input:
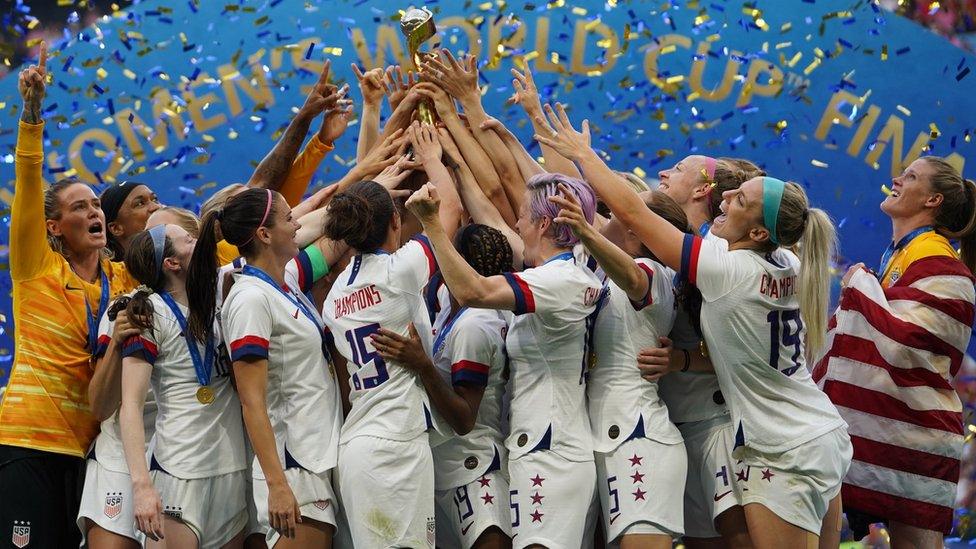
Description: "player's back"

(324, 239), (437, 443)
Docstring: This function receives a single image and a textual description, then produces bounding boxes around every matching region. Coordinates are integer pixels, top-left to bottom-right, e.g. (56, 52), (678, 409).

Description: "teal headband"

(762, 177), (786, 245)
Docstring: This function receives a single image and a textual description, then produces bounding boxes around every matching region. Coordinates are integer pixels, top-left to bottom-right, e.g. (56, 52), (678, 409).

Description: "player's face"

(267, 196), (301, 259)
(163, 224), (196, 274)
(515, 193), (546, 265)
(658, 155), (708, 206)
(47, 183), (108, 254)
(881, 158), (938, 219)
(109, 185), (161, 241)
(711, 177), (765, 246)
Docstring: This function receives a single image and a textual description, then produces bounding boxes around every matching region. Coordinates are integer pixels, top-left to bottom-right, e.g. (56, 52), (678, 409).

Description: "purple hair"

(526, 173), (597, 248)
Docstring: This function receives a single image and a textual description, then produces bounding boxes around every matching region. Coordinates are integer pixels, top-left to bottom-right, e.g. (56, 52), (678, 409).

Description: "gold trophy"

(400, 7), (437, 124)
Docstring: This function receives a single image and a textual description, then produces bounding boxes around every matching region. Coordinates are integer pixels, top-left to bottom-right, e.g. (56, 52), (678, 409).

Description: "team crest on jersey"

(313, 500), (330, 511)
(104, 492), (124, 519)
(426, 517), (436, 546)
(163, 506), (183, 519)
(889, 269), (901, 283)
(11, 521), (29, 548)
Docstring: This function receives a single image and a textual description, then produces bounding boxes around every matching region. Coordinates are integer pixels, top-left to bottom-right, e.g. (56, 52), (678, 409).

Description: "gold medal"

(196, 386), (215, 404)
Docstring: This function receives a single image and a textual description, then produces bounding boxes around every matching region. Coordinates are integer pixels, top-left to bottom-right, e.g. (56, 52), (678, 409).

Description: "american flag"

(812, 255), (976, 534)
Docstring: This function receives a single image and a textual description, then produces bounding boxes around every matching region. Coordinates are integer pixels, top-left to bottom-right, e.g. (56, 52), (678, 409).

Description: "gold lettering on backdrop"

(533, 17), (565, 73)
(113, 89), (186, 161)
(864, 114), (931, 176)
(736, 59), (783, 107)
(488, 16), (527, 64)
(219, 50), (274, 117)
(688, 42), (740, 101)
(847, 104), (882, 157)
(643, 34), (692, 93)
(68, 128), (123, 183)
(351, 26), (409, 70)
(435, 17), (483, 59)
(183, 73), (227, 134)
(571, 19), (620, 75)
(814, 90), (859, 141)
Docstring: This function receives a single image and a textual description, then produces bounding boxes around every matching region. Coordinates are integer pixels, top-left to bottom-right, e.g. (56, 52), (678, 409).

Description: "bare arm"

(409, 121), (464, 240)
(637, 336), (714, 383)
(88, 309), (142, 421)
(119, 356), (164, 541)
(352, 64), (385, 162)
(406, 185), (517, 310)
(480, 117), (545, 182)
(510, 64), (582, 178)
(422, 50), (527, 215)
(550, 187), (648, 302)
(535, 103), (684, 271)
(438, 127), (525, 267)
(372, 324), (483, 435)
(248, 61), (343, 190)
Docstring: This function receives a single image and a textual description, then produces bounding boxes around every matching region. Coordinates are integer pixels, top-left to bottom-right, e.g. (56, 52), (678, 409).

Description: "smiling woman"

(100, 181), (161, 260)
(0, 44), (139, 548)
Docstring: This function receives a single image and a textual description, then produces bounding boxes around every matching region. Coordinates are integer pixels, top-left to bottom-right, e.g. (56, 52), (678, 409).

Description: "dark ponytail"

(186, 188), (280, 342)
(324, 181), (395, 252)
(456, 224), (514, 277)
(122, 228), (176, 333)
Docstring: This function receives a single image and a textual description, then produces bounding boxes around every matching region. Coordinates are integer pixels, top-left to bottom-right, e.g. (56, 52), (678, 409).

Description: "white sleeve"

(222, 287), (273, 362)
(448, 323), (500, 388)
(679, 234), (748, 302)
(389, 235), (437, 294)
(502, 262), (573, 315)
(94, 310), (115, 360)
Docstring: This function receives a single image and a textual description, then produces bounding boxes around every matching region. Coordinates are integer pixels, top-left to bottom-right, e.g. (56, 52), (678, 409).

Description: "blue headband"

(148, 224), (167, 278)
(762, 177), (786, 245)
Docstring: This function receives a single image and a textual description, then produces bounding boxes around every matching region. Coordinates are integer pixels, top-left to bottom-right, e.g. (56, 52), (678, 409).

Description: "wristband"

(681, 349), (691, 373)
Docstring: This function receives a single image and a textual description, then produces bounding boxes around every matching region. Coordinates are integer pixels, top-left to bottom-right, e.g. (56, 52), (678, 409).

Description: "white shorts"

(736, 427), (852, 534)
(435, 470), (511, 549)
(253, 467), (338, 547)
(679, 416), (743, 538)
(153, 469), (248, 548)
(508, 450), (596, 549)
(77, 459), (142, 546)
(336, 435), (435, 548)
(596, 437), (686, 542)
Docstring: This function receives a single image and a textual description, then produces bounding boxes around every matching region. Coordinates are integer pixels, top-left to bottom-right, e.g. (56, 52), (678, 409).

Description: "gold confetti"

(929, 123), (941, 139)
(881, 184), (893, 196)
(571, 6), (587, 15)
(896, 105), (911, 116)
(803, 58), (821, 75)
(881, 44), (888, 61)
(811, 159), (829, 168)
(633, 167), (647, 178)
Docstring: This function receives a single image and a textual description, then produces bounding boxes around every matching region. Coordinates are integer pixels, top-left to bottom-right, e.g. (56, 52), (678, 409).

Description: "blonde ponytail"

(796, 208), (837, 360)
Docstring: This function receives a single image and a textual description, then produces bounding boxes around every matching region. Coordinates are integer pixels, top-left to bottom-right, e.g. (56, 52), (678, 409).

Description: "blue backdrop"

(1, 0), (975, 386)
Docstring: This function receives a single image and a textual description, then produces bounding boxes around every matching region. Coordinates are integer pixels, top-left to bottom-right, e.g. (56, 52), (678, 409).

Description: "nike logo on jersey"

(609, 513), (621, 524)
(293, 308), (299, 319)
(65, 283), (84, 291)
(461, 522), (474, 535)
(713, 490), (732, 502)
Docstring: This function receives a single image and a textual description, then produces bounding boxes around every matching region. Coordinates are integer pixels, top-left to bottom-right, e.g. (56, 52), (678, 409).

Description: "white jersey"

(324, 237), (438, 443)
(430, 293), (509, 489)
(503, 246), (603, 462)
(222, 263), (343, 478)
(121, 294), (246, 479)
(659, 230), (729, 424)
(90, 310), (156, 474)
(588, 258), (682, 453)
(681, 234), (845, 454)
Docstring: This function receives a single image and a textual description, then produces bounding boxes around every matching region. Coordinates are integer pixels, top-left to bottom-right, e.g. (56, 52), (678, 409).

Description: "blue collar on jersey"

(878, 225), (935, 279)
(433, 305), (468, 356)
(698, 222), (710, 237)
(542, 251), (574, 265)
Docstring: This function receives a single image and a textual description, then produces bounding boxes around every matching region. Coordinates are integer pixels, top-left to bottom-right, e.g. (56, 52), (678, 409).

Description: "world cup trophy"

(400, 7), (437, 124)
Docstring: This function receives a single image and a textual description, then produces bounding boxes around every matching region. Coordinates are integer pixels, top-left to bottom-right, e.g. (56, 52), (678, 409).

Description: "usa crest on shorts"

(104, 492), (123, 519)
(11, 521), (30, 549)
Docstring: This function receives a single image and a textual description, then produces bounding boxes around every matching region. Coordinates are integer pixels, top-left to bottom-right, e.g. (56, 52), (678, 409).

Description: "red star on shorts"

(478, 475), (491, 488)
(530, 474), (545, 487)
(735, 467), (750, 482)
(530, 509), (544, 523)
(628, 454), (643, 467)
(633, 488), (647, 501)
(530, 492), (544, 505)
(762, 468), (775, 482)
(481, 492), (495, 505)
(630, 471), (645, 484)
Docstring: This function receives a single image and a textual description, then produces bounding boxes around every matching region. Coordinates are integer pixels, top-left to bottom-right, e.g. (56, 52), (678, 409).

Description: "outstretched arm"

(409, 121), (463, 240)
(406, 185), (517, 310)
(535, 103), (684, 271)
(480, 117), (545, 182)
(352, 64), (386, 162)
(248, 61), (344, 191)
(510, 63), (582, 179)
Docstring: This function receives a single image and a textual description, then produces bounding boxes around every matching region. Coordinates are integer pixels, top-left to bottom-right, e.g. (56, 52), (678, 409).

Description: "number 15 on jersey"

(345, 323), (390, 390)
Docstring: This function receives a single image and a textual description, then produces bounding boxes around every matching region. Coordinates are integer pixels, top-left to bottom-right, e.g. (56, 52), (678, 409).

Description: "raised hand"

(421, 49), (479, 102)
(352, 64), (386, 106)
(372, 155), (415, 191)
(383, 65), (415, 111)
(411, 82), (456, 120)
(549, 183), (595, 240)
(408, 121), (443, 165)
(355, 128), (407, 178)
(405, 183), (441, 224)
(510, 62), (543, 114)
(19, 41), (47, 123)
(318, 99), (354, 145)
(298, 60), (343, 120)
(532, 103), (592, 162)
